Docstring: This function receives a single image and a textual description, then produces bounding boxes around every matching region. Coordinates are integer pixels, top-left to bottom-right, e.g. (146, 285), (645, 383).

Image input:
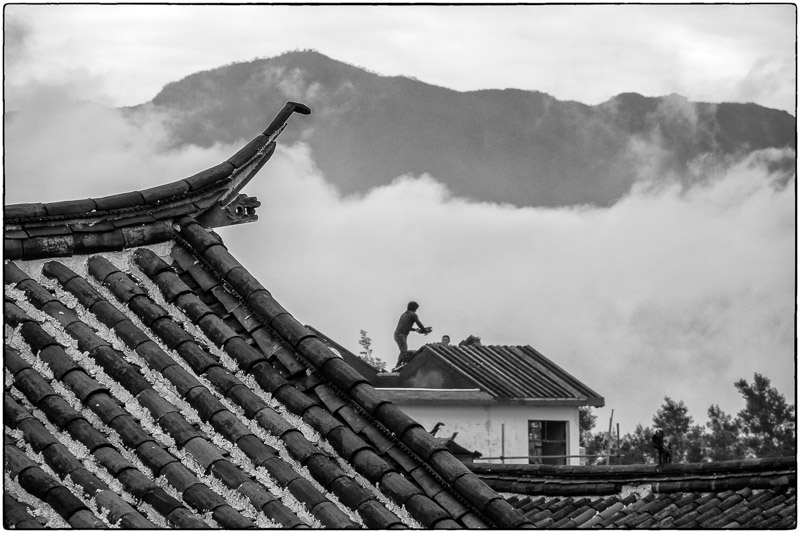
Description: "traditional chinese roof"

(384, 344), (604, 406)
(3, 103), (532, 528)
(472, 457), (797, 528)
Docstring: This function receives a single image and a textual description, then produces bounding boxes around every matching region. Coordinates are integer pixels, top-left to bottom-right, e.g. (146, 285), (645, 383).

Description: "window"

(528, 420), (568, 465)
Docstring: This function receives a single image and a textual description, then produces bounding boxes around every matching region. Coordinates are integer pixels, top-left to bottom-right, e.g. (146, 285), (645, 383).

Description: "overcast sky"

(4, 4), (796, 435)
(4, 4), (796, 113)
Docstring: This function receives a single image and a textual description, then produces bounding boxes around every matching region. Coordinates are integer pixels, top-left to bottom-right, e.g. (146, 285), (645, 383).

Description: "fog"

(4, 95), (795, 433)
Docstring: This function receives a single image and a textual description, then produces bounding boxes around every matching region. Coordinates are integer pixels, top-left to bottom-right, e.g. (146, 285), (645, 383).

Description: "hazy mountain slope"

(132, 50), (796, 207)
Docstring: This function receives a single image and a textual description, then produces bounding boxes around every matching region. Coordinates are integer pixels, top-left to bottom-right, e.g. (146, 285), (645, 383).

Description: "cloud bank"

(4, 94), (795, 434)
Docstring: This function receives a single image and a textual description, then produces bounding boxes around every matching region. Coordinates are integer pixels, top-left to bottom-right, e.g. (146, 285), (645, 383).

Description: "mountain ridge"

(131, 50), (795, 207)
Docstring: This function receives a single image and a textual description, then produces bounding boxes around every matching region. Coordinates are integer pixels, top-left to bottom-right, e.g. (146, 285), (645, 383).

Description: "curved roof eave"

(4, 102), (311, 261)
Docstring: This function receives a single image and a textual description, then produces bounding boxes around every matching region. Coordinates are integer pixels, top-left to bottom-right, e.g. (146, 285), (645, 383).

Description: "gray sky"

(3, 3), (796, 435)
(4, 4), (796, 113)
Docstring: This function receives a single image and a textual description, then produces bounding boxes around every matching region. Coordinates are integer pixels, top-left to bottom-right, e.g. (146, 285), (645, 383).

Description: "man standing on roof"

(392, 301), (430, 371)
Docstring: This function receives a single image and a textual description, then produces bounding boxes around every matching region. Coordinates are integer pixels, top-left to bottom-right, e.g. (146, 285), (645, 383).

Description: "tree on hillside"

(706, 404), (745, 461)
(357, 330), (386, 371)
(735, 373), (795, 458)
(618, 424), (655, 465)
(652, 397), (694, 463)
(578, 407), (607, 465)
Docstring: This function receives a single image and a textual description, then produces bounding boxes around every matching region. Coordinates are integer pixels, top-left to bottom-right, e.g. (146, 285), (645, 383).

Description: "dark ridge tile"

(6, 443), (39, 478)
(302, 404), (343, 438)
(262, 499), (309, 529)
(165, 505), (212, 529)
(351, 448), (394, 484)
(142, 487), (185, 520)
(72, 229), (127, 254)
(21, 235), (74, 259)
(67, 509), (106, 528)
(384, 444), (422, 473)
(327, 475), (372, 510)
(409, 466), (446, 498)
(309, 500), (360, 529)
(348, 382), (390, 416)
(161, 364), (204, 397)
(282, 429), (323, 465)
(4, 394), (35, 428)
(4, 494), (46, 529)
(92, 446), (135, 477)
(428, 450), (471, 486)
(183, 436), (225, 472)
(160, 463), (201, 494)
(65, 418), (112, 453)
(224, 266), (264, 301)
(198, 313), (242, 346)
(294, 337), (336, 369)
(203, 364), (242, 394)
(64, 321), (110, 353)
(4, 346), (32, 376)
(109, 317), (150, 347)
(405, 493), (452, 528)
(336, 405), (369, 434)
(4, 301), (32, 328)
(3, 240), (23, 261)
(158, 411), (205, 447)
(41, 301), (80, 327)
(187, 262), (222, 292)
(235, 434), (279, 466)
(211, 504), (256, 529)
(175, 342), (220, 374)
(227, 383), (270, 418)
(66, 467), (107, 495)
(261, 455), (302, 486)
(356, 498), (404, 529)
(43, 198), (97, 217)
(253, 406), (296, 438)
(272, 382), (318, 416)
(208, 409), (251, 441)
(230, 304), (264, 333)
(151, 317), (193, 350)
(133, 247), (174, 277)
(14, 367), (56, 406)
(15, 278), (58, 309)
(403, 426), (449, 463)
(178, 221), (224, 254)
(115, 468), (157, 500)
(38, 345), (82, 380)
(246, 290), (288, 327)
(82, 391), (126, 421)
(325, 425), (372, 462)
(318, 357), (369, 393)
(108, 413), (156, 449)
(130, 440), (179, 475)
(373, 403), (423, 441)
(128, 295), (170, 327)
(4, 261), (31, 285)
(42, 444), (85, 479)
(433, 490), (471, 522)
(287, 476), (329, 511)
(201, 244), (242, 280)
(453, 473), (503, 514)
(63, 370), (110, 402)
(225, 336), (269, 371)
(100, 273), (148, 305)
(187, 387), (228, 423)
(176, 293), (215, 324)
(18, 321), (60, 353)
(379, 470), (421, 506)
(182, 482), (229, 512)
(134, 341), (177, 372)
(248, 359), (287, 392)
(15, 417), (58, 453)
(39, 396), (84, 428)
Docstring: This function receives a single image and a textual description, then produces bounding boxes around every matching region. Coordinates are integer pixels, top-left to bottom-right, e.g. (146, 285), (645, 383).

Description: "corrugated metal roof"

(422, 344), (604, 405)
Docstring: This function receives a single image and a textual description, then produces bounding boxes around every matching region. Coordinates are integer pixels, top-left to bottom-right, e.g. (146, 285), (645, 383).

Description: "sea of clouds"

(5, 93), (795, 433)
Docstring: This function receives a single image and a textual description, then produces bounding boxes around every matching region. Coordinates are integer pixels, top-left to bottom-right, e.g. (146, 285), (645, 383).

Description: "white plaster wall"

(396, 403), (581, 465)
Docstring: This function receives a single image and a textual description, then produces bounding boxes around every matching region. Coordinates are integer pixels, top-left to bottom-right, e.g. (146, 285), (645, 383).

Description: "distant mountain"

(131, 50), (796, 207)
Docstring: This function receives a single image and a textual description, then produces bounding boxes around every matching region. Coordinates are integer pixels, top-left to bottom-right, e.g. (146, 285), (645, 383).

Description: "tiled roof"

(408, 344), (604, 405)
(473, 458), (797, 528)
(4, 102), (531, 528)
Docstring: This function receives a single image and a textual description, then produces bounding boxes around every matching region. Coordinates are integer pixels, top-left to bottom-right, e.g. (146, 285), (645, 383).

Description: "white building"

(374, 344), (605, 466)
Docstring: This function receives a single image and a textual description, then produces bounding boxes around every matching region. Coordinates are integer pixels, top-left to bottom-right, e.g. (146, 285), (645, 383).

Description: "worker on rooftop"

(392, 301), (430, 371)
